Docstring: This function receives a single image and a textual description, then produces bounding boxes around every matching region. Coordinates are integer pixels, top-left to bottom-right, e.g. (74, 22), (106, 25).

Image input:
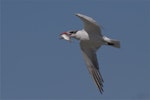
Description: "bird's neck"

(72, 30), (89, 40)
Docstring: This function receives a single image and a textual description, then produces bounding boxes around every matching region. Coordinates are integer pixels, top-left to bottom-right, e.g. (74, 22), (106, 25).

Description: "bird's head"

(60, 30), (78, 42)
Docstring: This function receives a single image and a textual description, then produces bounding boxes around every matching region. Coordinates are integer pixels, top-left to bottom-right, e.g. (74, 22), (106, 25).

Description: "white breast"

(75, 30), (89, 40)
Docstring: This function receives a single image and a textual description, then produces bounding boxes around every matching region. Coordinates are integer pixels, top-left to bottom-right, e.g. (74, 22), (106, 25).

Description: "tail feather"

(103, 36), (120, 48)
(107, 39), (120, 48)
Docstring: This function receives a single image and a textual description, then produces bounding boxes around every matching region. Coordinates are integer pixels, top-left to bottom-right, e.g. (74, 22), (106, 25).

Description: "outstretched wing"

(76, 13), (102, 37)
(80, 41), (104, 94)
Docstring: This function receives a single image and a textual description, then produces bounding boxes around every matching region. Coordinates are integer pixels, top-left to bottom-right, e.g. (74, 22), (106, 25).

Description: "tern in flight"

(60, 13), (120, 94)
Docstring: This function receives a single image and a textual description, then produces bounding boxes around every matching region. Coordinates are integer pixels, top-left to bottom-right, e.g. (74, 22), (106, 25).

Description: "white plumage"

(60, 13), (120, 94)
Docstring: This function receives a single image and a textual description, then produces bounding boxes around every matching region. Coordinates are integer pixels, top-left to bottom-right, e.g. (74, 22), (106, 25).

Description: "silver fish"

(60, 33), (71, 41)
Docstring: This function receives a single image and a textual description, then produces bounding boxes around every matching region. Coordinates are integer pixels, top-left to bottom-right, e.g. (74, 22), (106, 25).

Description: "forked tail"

(103, 36), (120, 48)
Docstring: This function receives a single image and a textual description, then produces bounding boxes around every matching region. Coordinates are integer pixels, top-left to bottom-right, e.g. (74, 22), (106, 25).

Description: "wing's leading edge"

(76, 13), (102, 36)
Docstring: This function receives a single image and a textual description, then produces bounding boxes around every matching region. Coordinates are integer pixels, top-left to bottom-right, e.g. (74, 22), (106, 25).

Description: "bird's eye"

(70, 31), (74, 34)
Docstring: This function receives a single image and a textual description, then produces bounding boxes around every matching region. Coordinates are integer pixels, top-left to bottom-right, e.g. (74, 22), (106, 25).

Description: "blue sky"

(1, 0), (150, 100)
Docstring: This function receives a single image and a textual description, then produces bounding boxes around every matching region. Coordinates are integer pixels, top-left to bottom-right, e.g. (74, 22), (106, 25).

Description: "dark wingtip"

(99, 87), (104, 94)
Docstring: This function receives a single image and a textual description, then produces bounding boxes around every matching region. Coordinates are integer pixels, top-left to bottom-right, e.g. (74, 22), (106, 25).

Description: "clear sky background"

(1, 0), (150, 100)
